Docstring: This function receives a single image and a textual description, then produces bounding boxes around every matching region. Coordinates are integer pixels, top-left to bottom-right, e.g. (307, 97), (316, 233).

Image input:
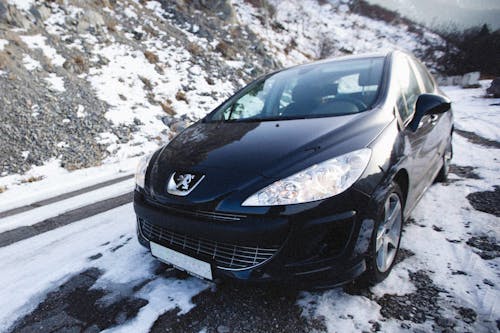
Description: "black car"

(134, 51), (453, 288)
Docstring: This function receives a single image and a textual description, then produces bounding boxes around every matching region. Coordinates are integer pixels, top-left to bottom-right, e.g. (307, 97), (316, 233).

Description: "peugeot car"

(134, 51), (453, 288)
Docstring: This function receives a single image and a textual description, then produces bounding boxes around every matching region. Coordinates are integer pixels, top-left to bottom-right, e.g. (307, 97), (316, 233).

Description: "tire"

(365, 183), (404, 284)
(435, 140), (453, 183)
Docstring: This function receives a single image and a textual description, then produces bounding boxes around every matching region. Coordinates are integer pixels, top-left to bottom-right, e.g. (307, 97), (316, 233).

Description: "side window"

(395, 57), (421, 122)
(414, 61), (435, 93)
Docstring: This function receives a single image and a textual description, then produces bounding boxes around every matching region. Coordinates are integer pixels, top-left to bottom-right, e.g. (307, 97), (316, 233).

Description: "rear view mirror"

(409, 94), (451, 131)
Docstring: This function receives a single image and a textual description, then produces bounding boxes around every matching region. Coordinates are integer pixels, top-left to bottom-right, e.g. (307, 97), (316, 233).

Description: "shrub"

(144, 50), (159, 64)
(440, 24), (500, 76)
(161, 101), (176, 115)
(175, 90), (188, 103)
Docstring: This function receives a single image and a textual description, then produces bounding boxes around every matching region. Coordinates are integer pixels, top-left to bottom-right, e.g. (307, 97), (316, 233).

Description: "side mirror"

(408, 94), (451, 131)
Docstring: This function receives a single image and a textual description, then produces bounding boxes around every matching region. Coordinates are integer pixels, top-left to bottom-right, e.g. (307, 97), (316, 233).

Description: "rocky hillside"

(0, 0), (447, 180)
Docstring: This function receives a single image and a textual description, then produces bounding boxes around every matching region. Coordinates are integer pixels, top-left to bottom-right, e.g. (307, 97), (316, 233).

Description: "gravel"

(466, 236), (500, 260)
(466, 186), (500, 217)
(149, 277), (325, 333)
(376, 270), (452, 328)
(0, 0), (281, 177)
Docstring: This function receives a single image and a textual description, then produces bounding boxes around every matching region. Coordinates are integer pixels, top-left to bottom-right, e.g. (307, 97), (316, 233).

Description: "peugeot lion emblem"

(167, 172), (205, 196)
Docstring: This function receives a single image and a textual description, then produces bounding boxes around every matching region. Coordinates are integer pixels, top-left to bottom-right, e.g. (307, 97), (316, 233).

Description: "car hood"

(149, 111), (387, 204)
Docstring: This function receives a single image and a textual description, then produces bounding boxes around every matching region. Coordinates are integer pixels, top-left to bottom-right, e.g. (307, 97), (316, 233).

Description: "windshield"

(207, 57), (385, 122)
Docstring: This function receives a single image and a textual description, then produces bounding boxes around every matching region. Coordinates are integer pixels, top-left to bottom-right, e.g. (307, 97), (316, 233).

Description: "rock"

(217, 325), (230, 333)
(77, 10), (105, 33)
(435, 317), (455, 328)
(170, 120), (188, 133)
(461, 71), (480, 88)
(486, 78), (500, 97)
(29, 7), (41, 22)
(188, 0), (236, 22)
(37, 5), (52, 21)
(4, 5), (33, 29)
(0, 2), (7, 20)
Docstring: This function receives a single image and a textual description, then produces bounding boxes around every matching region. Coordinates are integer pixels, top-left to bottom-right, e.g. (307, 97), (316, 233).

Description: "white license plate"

(150, 242), (213, 280)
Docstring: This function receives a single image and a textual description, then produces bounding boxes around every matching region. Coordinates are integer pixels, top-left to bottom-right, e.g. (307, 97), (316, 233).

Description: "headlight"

(135, 153), (153, 189)
(242, 148), (371, 206)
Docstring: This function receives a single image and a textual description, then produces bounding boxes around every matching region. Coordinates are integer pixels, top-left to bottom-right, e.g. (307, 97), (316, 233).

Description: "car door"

(412, 58), (453, 174)
(393, 55), (437, 204)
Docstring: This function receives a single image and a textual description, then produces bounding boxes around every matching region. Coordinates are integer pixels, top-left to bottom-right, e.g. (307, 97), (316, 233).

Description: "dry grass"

(175, 90), (188, 103)
(73, 55), (87, 73)
(186, 42), (203, 56)
(144, 50), (159, 64)
(138, 75), (153, 90)
(143, 24), (159, 37)
(0, 53), (7, 70)
(284, 38), (297, 55)
(20, 175), (44, 184)
(0, 185), (7, 193)
(106, 19), (117, 32)
(161, 100), (176, 115)
(243, 0), (276, 18)
(215, 41), (235, 59)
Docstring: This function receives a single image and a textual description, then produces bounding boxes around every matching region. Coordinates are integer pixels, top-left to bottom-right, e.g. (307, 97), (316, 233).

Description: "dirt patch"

(449, 165), (481, 179)
(466, 236), (500, 260)
(376, 270), (453, 328)
(150, 283), (324, 333)
(466, 186), (500, 217)
(8, 268), (148, 333)
(454, 129), (500, 149)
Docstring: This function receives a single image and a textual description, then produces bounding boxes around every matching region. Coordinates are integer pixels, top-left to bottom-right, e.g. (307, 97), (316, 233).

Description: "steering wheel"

(329, 97), (368, 111)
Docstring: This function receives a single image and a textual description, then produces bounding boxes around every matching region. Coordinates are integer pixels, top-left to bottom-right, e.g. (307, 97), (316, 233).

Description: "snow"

(105, 277), (206, 333)
(76, 104), (87, 118)
(299, 289), (383, 332)
(44, 72), (66, 92)
(444, 81), (500, 141)
(0, 159), (135, 212)
(6, 0), (34, 11)
(370, 269), (416, 297)
(20, 34), (65, 67)
(22, 54), (41, 71)
(0, 179), (133, 233)
(123, 6), (138, 19)
(233, 0), (444, 67)
(0, 204), (209, 332)
(0, 39), (8, 51)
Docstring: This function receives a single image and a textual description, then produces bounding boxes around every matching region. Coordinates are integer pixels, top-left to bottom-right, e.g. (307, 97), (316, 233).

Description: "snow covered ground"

(0, 84), (498, 332)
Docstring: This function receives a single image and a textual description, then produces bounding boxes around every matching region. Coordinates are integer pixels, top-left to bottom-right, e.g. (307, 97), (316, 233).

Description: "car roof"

(276, 51), (398, 75)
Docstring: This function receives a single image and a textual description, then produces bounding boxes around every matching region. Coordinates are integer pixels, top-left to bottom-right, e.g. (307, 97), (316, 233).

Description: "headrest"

(292, 83), (321, 105)
(358, 67), (382, 86)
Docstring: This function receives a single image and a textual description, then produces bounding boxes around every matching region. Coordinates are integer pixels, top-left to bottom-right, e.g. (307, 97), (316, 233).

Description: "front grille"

(139, 219), (279, 270)
(145, 197), (245, 222)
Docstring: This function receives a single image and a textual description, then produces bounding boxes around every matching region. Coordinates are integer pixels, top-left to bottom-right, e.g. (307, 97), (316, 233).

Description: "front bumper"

(134, 188), (375, 289)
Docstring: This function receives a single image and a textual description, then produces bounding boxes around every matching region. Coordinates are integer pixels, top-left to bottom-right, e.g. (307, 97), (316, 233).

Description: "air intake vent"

(139, 218), (279, 270)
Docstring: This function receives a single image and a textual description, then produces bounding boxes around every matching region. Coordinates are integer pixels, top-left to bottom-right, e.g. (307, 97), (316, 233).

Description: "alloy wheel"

(375, 193), (402, 273)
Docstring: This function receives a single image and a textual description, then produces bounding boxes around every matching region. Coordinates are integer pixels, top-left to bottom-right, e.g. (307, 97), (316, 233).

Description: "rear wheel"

(365, 183), (404, 284)
(435, 140), (453, 183)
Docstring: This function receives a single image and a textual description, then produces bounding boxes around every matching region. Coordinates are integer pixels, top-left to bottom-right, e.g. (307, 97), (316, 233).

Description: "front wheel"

(365, 183), (404, 284)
